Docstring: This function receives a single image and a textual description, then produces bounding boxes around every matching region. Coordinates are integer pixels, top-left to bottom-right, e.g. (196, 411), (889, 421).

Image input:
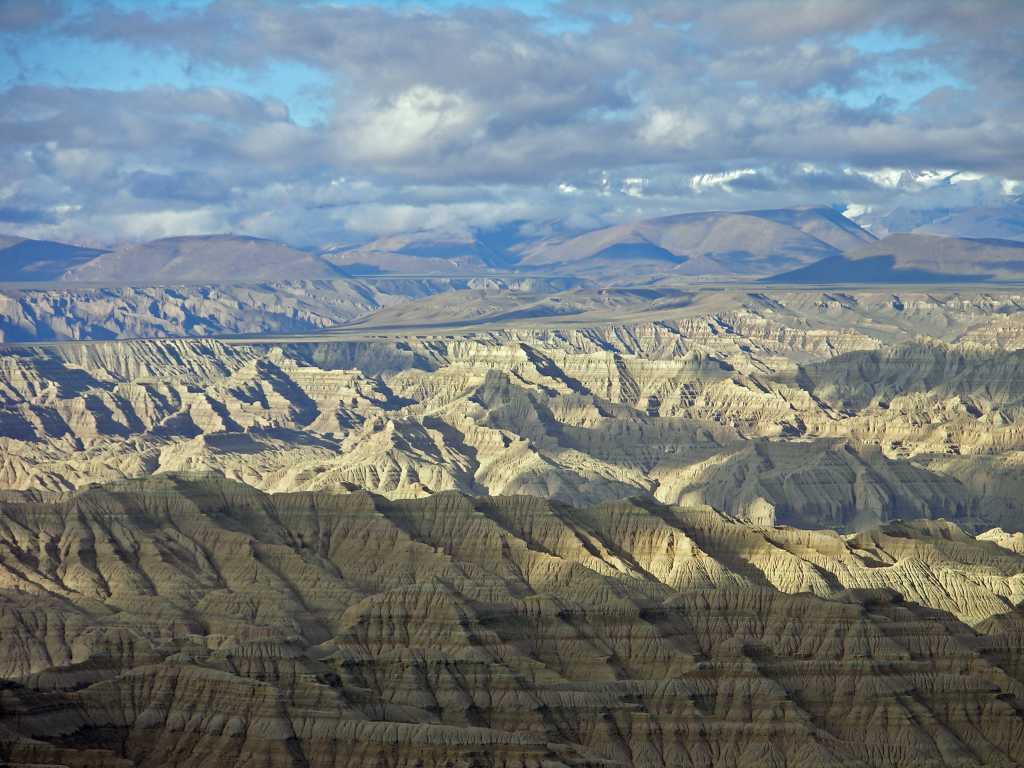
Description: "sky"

(0, 0), (1022, 246)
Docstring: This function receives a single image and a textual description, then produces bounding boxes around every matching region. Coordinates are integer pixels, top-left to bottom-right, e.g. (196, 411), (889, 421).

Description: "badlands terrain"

(5, 208), (1024, 765)
(1, 285), (1024, 533)
(6, 475), (1024, 766)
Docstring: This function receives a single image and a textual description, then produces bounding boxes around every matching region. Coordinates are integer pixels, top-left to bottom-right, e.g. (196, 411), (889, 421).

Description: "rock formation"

(1, 288), (1024, 533)
(0, 277), (582, 342)
(3, 475), (1024, 766)
(0, 283), (1023, 765)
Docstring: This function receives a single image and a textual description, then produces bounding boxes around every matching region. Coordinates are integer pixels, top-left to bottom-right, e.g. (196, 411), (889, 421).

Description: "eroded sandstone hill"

(3, 475), (1024, 766)
(1, 288), (1024, 531)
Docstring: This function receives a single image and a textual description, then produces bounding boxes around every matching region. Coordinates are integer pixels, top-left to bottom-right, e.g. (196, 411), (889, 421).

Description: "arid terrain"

(4, 0), (1024, 762)
(4, 281), (1024, 764)
(2, 285), (1024, 532)
(5, 208), (1024, 768)
(6, 475), (1024, 766)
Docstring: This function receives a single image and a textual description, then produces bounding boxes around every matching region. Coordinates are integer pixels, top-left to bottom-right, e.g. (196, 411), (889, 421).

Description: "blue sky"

(840, 28), (965, 108)
(0, 0), (1020, 244)
(1, 38), (335, 125)
(1, 1), (336, 125)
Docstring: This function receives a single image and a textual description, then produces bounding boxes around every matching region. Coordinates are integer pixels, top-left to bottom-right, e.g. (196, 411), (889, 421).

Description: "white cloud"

(14, 207), (229, 244)
(40, 145), (115, 183)
(689, 168), (757, 192)
(639, 108), (708, 148)
(621, 177), (647, 198)
(337, 199), (541, 237)
(844, 167), (903, 188)
(844, 167), (975, 191)
(238, 122), (311, 161)
(912, 169), (958, 188)
(843, 202), (871, 219)
(950, 170), (986, 184)
(341, 85), (481, 163)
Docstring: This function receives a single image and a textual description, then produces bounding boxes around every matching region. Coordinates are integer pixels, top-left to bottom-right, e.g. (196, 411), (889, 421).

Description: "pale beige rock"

(2, 295), (1024, 532)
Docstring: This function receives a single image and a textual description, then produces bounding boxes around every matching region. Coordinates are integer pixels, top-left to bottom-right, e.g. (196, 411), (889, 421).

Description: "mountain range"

(854, 199), (1024, 240)
(771, 233), (1024, 283)
(3, 203), (1024, 285)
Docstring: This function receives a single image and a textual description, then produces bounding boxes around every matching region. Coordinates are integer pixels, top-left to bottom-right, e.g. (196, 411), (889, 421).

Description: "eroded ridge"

(3, 293), (1024, 534)
(3, 475), (1024, 766)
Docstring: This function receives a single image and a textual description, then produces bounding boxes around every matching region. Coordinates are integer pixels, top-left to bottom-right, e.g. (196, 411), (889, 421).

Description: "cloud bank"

(0, 0), (1021, 245)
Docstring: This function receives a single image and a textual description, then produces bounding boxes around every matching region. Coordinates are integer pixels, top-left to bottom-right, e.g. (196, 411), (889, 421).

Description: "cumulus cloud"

(341, 85), (483, 163)
(0, 0), (1020, 244)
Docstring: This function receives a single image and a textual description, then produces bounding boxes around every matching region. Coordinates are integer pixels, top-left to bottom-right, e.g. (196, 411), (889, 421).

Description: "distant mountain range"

(852, 199), (1024, 241)
(4, 202), (1024, 285)
(770, 233), (1024, 283)
(510, 206), (876, 278)
(62, 234), (339, 283)
(0, 236), (108, 281)
(323, 229), (510, 275)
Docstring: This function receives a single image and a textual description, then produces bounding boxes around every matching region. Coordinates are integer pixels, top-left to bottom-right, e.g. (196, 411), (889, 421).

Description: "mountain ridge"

(769, 233), (1024, 283)
(0, 235), (108, 281)
(3, 288), (1024, 532)
(9, 206), (1024, 286)
(0, 207), (879, 283)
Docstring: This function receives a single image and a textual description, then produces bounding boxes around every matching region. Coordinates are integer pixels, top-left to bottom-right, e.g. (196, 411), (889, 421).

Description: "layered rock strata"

(3, 476), (1024, 766)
